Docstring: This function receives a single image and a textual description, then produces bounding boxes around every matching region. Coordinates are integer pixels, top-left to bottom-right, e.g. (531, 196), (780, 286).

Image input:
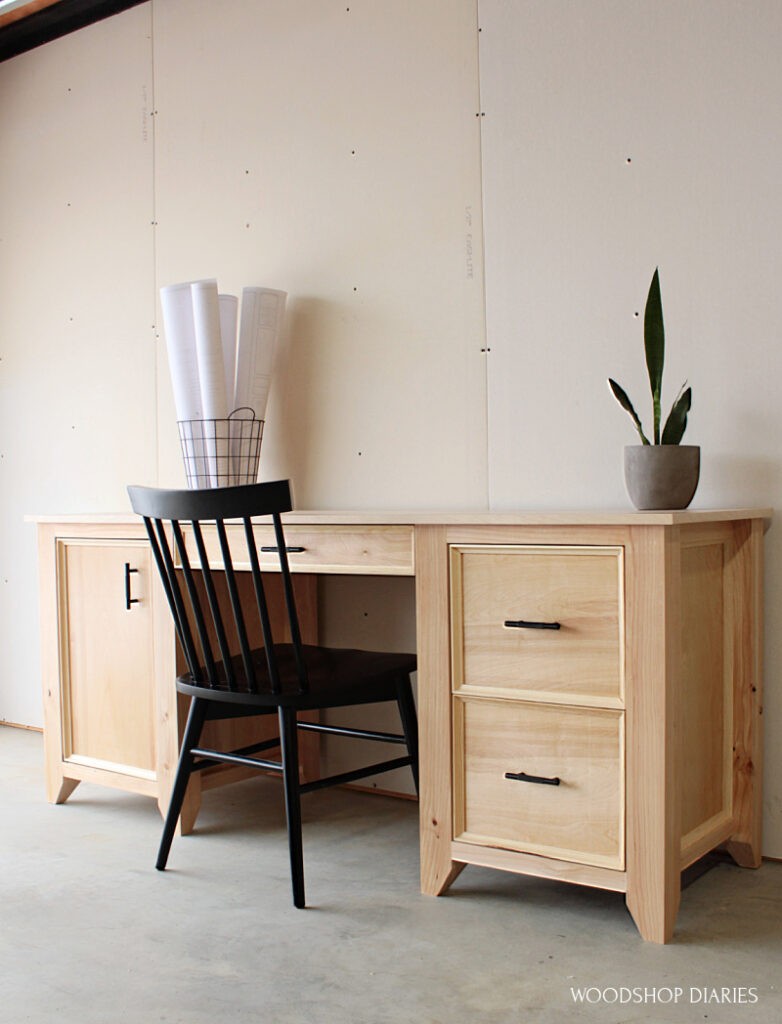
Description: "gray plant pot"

(624, 445), (700, 510)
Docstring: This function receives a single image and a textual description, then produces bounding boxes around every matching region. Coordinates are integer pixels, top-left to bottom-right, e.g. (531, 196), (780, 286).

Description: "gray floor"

(2, 725), (781, 1024)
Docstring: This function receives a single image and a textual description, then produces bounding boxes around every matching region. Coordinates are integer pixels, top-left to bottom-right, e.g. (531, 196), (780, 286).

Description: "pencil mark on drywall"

(465, 205), (474, 280)
(141, 84), (149, 143)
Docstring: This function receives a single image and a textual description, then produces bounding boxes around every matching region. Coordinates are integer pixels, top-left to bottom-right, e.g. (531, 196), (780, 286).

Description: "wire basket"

(177, 408), (263, 488)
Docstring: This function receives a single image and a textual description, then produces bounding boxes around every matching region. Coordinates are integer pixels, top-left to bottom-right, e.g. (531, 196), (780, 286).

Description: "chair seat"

(177, 644), (417, 711)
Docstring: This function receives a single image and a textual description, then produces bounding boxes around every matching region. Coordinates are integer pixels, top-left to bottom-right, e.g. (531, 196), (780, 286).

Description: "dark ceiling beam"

(0, 0), (148, 63)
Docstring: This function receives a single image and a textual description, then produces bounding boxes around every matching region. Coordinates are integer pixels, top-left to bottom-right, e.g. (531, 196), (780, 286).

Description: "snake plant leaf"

(608, 378), (651, 445)
(661, 383), (692, 445)
(644, 268), (665, 443)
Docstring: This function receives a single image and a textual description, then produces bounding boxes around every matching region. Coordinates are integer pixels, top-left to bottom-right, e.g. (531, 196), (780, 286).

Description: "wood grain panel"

(624, 526), (681, 944)
(416, 526), (463, 895)
(726, 519), (765, 867)
(453, 697), (624, 869)
(679, 540), (731, 839)
(184, 524), (414, 577)
(451, 545), (623, 704)
(60, 539), (156, 775)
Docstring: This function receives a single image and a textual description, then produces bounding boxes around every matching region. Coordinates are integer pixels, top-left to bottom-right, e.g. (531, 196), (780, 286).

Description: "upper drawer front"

(179, 524), (415, 576)
(451, 545), (623, 705)
(453, 697), (624, 870)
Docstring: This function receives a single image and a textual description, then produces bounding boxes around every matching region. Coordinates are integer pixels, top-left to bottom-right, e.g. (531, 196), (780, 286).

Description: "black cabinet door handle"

(260, 546), (306, 553)
(504, 619), (561, 630)
(124, 563), (139, 610)
(505, 771), (561, 786)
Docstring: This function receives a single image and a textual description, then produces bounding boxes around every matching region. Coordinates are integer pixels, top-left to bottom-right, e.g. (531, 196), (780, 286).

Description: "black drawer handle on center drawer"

(260, 546), (306, 553)
(505, 771), (561, 786)
(504, 619), (561, 630)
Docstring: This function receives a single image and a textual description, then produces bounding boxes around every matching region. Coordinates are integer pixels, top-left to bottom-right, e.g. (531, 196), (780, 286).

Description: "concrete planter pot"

(624, 445), (700, 510)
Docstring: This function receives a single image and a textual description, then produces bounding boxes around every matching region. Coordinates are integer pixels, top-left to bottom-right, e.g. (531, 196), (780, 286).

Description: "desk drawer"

(180, 524), (415, 576)
(453, 697), (624, 870)
(451, 545), (623, 705)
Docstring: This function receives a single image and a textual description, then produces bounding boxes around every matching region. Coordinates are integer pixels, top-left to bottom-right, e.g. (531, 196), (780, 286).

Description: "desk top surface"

(29, 507), (773, 527)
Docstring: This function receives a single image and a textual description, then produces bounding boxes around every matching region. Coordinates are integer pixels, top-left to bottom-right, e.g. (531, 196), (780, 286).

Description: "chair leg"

(396, 673), (419, 795)
(156, 697), (208, 871)
(278, 706), (306, 908)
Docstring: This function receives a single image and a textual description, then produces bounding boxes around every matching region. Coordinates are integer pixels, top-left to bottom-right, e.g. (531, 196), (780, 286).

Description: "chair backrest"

(127, 480), (308, 695)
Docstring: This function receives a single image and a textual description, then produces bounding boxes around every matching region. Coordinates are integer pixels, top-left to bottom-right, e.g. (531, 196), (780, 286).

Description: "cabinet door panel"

(60, 539), (156, 777)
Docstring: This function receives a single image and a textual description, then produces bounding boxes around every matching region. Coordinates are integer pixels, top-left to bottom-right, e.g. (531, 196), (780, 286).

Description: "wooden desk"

(33, 507), (769, 943)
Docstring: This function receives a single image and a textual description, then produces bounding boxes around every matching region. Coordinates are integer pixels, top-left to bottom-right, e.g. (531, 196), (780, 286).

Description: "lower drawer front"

(454, 698), (624, 870)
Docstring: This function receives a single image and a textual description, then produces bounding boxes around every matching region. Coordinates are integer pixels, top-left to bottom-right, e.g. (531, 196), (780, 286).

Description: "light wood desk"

(33, 507), (769, 943)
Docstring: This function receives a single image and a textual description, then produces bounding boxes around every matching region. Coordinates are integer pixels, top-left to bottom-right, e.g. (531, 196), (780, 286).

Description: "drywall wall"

(0, 0), (486, 777)
(151, 0), (488, 508)
(478, 0), (782, 853)
(0, 4), (157, 727)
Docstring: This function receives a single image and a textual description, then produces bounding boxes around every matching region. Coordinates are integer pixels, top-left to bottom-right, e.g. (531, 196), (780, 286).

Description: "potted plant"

(608, 269), (699, 509)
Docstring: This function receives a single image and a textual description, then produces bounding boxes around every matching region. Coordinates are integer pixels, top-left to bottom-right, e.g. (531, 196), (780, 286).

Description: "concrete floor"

(2, 725), (781, 1024)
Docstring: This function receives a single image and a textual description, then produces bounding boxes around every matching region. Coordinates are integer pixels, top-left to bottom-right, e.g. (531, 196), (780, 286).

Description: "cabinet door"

(58, 538), (156, 779)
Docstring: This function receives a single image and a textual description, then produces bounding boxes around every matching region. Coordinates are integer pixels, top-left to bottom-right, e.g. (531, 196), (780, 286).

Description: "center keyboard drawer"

(453, 696), (625, 870)
(178, 524), (415, 576)
(451, 544), (624, 705)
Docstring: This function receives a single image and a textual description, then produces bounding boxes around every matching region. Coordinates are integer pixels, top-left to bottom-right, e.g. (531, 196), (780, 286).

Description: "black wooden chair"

(127, 480), (418, 908)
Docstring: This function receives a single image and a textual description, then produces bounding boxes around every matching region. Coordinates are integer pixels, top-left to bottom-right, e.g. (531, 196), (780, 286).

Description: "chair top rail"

(127, 480), (292, 522)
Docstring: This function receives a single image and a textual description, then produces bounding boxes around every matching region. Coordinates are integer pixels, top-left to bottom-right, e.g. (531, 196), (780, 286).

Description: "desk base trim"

(451, 840), (628, 893)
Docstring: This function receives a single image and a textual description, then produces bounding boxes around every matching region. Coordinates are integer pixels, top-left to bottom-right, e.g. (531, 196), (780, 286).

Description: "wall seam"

(475, 0), (491, 511)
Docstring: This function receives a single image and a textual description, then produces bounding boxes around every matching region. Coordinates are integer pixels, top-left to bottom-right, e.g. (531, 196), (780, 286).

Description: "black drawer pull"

(504, 619), (561, 630)
(260, 546), (306, 553)
(124, 563), (140, 610)
(505, 771), (561, 786)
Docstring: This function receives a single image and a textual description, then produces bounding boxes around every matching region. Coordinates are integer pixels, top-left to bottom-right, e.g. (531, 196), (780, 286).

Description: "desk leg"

(178, 782), (202, 837)
(51, 775), (80, 804)
(157, 574), (320, 833)
(726, 519), (764, 869)
(625, 527), (681, 944)
(416, 527), (460, 895)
